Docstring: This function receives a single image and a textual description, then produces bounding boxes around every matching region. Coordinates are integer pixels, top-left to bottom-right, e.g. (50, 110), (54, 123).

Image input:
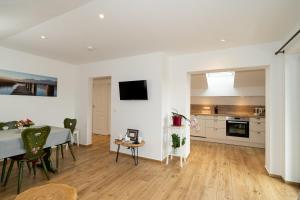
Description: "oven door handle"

(227, 121), (248, 124)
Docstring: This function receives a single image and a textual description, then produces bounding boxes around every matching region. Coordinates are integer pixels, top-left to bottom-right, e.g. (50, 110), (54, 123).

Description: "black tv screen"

(119, 80), (148, 100)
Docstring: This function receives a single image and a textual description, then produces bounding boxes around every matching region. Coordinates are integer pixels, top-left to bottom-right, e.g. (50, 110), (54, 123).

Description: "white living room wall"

(168, 42), (285, 177)
(77, 53), (167, 161)
(0, 47), (79, 127)
(284, 54), (300, 183)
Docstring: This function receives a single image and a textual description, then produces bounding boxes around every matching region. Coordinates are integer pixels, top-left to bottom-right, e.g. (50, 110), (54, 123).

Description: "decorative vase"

(172, 116), (182, 126)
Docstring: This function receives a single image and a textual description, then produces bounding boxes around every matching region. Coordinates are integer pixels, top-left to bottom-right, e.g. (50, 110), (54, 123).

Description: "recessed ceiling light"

(99, 14), (104, 19)
(220, 39), (226, 42)
(40, 35), (47, 39)
(87, 46), (94, 51)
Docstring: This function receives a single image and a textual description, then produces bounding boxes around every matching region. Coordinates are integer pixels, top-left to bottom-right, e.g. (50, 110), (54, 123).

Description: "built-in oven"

(226, 117), (249, 138)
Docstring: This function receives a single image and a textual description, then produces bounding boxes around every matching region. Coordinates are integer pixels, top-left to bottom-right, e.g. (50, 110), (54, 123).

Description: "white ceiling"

(0, 0), (93, 39)
(0, 0), (300, 64)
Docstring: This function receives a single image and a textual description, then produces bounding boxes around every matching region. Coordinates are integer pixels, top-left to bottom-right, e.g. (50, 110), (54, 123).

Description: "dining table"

(0, 126), (72, 174)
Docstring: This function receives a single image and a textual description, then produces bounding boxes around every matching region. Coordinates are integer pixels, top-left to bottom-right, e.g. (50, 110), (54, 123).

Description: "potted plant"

(171, 133), (186, 154)
(171, 110), (190, 126)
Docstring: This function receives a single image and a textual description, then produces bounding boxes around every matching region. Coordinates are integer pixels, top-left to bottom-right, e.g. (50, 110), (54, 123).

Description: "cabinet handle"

(257, 132), (261, 134)
(257, 122), (261, 125)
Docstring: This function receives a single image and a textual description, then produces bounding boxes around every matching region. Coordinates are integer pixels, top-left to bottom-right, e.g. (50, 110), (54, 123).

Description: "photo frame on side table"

(126, 129), (139, 143)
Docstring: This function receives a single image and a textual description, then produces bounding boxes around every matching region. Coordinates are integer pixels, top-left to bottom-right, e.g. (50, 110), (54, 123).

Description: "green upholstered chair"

(0, 121), (18, 130)
(64, 118), (77, 134)
(56, 119), (76, 169)
(3, 126), (51, 194)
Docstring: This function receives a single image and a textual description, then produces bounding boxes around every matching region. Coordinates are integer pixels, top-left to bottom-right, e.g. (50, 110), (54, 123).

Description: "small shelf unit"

(166, 125), (187, 168)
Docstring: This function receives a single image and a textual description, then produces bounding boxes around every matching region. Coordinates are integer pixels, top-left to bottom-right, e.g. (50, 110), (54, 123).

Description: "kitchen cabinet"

(190, 115), (205, 137)
(250, 117), (265, 144)
(205, 116), (226, 139)
(191, 114), (265, 148)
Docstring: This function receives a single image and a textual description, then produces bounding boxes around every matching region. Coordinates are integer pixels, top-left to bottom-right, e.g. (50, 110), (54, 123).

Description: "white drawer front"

(250, 131), (265, 144)
(205, 120), (214, 128)
(215, 120), (226, 129)
(206, 128), (225, 139)
(214, 128), (226, 139)
(250, 117), (265, 123)
(217, 116), (226, 121)
(204, 116), (214, 120)
(250, 122), (265, 132)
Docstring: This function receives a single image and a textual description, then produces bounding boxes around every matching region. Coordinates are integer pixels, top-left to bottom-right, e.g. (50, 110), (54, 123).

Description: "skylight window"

(206, 71), (235, 88)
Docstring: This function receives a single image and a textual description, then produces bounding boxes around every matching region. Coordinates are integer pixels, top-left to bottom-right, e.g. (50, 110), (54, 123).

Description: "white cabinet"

(206, 128), (226, 139)
(250, 117), (265, 144)
(190, 116), (205, 137)
(191, 115), (265, 148)
(204, 116), (226, 139)
(250, 131), (265, 144)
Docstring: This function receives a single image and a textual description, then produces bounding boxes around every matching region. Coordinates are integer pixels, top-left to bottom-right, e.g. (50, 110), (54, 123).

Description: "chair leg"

(60, 144), (64, 159)
(26, 161), (31, 174)
(3, 159), (15, 186)
(67, 142), (76, 161)
(76, 133), (80, 147)
(17, 161), (24, 194)
(32, 161), (36, 176)
(1, 158), (7, 183)
(40, 158), (50, 180)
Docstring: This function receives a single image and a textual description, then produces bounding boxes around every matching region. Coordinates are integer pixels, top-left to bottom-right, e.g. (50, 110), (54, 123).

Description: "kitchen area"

(190, 69), (266, 148)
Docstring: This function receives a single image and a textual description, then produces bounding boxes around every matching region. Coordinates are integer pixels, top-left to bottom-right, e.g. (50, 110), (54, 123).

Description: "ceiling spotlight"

(99, 14), (104, 19)
(40, 35), (47, 39)
(220, 39), (226, 42)
(87, 46), (94, 51)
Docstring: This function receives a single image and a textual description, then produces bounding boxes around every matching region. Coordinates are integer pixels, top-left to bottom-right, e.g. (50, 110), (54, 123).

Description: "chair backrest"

(64, 118), (77, 134)
(21, 126), (51, 160)
(0, 121), (18, 130)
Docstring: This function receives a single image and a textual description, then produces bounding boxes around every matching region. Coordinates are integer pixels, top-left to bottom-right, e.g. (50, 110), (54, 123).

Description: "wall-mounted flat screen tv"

(119, 80), (148, 100)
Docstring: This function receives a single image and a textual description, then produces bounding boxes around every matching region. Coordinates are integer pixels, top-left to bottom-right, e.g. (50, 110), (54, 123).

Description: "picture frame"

(0, 69), (57, 97)
(126, 129), (139, 142)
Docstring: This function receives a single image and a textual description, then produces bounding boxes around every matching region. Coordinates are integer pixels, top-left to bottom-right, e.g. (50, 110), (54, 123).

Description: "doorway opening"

(189, 66), (267, 169)
(92, 77), (111, 148)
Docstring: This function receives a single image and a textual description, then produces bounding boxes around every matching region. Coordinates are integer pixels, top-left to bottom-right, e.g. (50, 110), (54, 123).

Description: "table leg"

(1, 158), (7, 183)
(116, 144), (120, 162)
(131, 147), (138, 166)
(132, 148), (136, 165)
(136, 147), (139, 165)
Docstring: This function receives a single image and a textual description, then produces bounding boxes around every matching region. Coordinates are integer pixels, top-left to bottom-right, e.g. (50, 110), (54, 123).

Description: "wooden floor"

(0, 135), (299, 200)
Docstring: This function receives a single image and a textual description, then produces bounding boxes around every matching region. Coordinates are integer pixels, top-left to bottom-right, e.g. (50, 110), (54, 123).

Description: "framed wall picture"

(0, 69), (57, 97)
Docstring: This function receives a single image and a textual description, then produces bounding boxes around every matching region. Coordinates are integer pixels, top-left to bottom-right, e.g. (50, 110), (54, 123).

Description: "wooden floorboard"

(0, 135), (299, 200)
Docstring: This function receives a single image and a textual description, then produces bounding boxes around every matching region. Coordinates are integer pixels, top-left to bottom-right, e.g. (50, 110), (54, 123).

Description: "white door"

(92, 78), (111, 135)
